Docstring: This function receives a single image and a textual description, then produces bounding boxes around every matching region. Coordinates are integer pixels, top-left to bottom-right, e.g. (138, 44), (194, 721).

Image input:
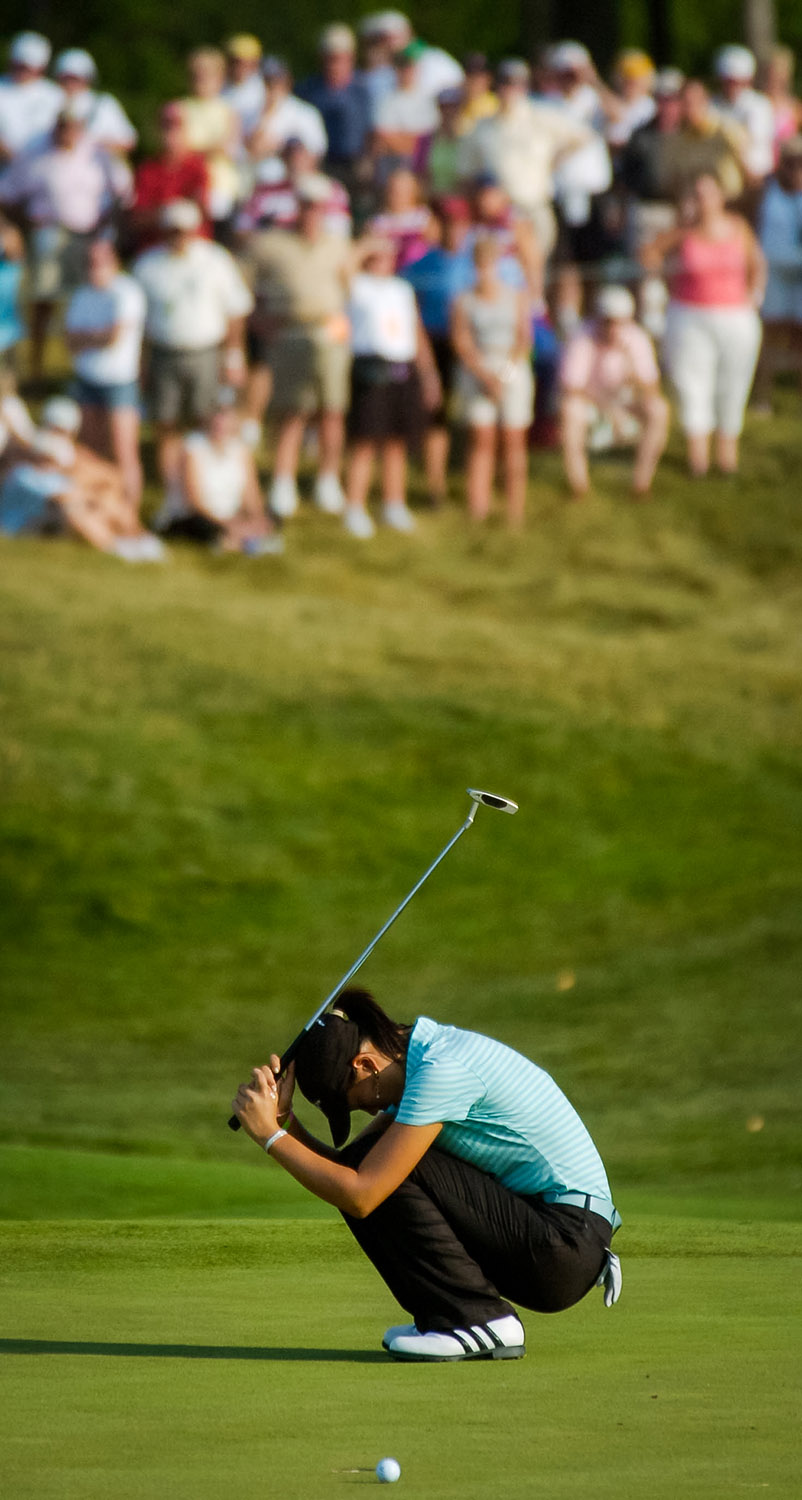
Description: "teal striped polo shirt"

(391, 1016), (613, 1203)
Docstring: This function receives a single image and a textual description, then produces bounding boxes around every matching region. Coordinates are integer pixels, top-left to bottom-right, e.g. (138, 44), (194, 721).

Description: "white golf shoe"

(314, 472), (346, 514)
(343, 504), (375, 539)
(382, 500), (416, 533)
(382, 1323), (416, 1350)
(269, 475), (299, 518)
(386, 1313), (525, 1362)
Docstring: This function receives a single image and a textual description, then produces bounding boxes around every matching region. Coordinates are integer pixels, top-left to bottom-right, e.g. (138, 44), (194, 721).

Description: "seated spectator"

(372, 43), (440, 169)
(0, 216), (25, 373)
(712, 46), (775, 187)
(0, 396), (163, 559)
(65, 239), (146, 513)
(559, 284), (669, 498)
(52, 50), (137, 157)
(642, 172), (765, 476)
(241, 173), (354, 517)
(248, 57), (328, 162)
(133, 198), (253, 492)
(365, 166), (434, 269)
(180, 48), (241, 226)
(0, 104), (132, 379)
(129, 103), (211, 253)
(343, 238), (440, 537)
(458, 53), (497, 133)
(223, 35), (266, 140)
(155, 388), (282, 553)
(403, 196), (475, 503)
(0, 32), (63, 165)
(760, 46), (802, 159)
(451, 237), (534, 527)
(0, 369), (38, 465)
(421, 88), (465, 194)
(296, 26), (374, 189)
(753, 135), (802, 411)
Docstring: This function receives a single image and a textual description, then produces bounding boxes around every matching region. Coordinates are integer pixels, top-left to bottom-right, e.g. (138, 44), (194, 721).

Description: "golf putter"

(228, 788), (517, 1130)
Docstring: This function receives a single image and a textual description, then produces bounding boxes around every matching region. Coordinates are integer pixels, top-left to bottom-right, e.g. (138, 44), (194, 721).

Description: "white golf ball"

(376, 1457), (401, 1483)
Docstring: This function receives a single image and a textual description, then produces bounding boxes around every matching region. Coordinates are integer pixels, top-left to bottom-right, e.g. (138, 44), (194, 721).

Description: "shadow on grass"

(0, 1338), (386, 1363)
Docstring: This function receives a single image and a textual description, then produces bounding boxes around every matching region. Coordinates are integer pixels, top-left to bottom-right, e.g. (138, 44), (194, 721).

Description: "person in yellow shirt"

(458, 53), (497, 134)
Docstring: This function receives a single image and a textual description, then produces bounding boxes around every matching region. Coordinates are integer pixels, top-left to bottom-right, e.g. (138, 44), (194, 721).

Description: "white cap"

(547, 40), (592, 72)
(9, 31), (52, 70)
(713, 44), (756, 81)
(359, 10), (411, 39)
(40, 397), (82, 434)
(54, 48), (97, 81)
(295, 171), (331, 205)
(160, 198), (202, 231)
(653, 67), (685, 98)
(595, 284), (635, 320)
(318, 23), (356, 54)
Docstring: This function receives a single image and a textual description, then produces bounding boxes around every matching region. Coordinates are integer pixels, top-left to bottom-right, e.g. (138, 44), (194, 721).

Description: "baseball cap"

(360, 11), (411, 40)
(653, 67), (685, 99)
(496, 58), (530, 86)
(713, 44), (756, 82)
(615, 49), (655, 83)
(547, 40), (592, 73)
(160, 198), (202, 231)
(318, 23), (356, 55)
(596, 284), (635, 320)
(294, 1011), (360, 1146)
(53, 48), (97, 81)
(262, 55), (290, 81)
(295, 172), (331, 205)
(41, 396), (82, 434)
(226, 34), (262, 62)
(9, 32), (51, 70)
(394, 39), (425, 66)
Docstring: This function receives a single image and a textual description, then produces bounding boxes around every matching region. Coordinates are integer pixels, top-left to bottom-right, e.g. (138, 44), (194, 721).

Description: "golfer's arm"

(268, 1121), (443, 1217)
(281, 1109), (391, 1163)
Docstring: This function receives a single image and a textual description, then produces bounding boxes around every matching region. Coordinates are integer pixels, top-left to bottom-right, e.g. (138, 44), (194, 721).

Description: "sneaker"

(241, 534), (285, 556)
(382, 500), (416, 533)
(314, 472), (345, 515)
(387, 1313), (525, 1363)
(269, 475), (299, 519)
(111, 534), (167, 563)
(382, 1323), (416, 1350)
(343, 505), (375, 539)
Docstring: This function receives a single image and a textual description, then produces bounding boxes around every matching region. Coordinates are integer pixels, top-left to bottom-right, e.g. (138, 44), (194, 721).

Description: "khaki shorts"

(146, 345), (222, 427)
(29, 226), (92, 302)
(456, 355), (535, 431)
(268, 328), (352, 417)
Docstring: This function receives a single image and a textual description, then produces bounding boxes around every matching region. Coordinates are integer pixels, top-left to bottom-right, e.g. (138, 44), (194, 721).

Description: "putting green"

(1, 1214), (798, 1499)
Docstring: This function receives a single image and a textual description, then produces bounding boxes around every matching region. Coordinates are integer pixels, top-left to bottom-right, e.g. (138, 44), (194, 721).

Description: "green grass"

(1, 1216), (799, 1500)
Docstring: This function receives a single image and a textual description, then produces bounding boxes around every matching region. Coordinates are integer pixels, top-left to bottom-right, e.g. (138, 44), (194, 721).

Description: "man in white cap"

(712, 45), (775, 184)
(559, 284), (668, 498)
(53, 50), (137, 157)
(133, 199), (253, 491)
(0, 33), (63, 163)
(296, 26), (373, 182)
(361, 13), (462, 103)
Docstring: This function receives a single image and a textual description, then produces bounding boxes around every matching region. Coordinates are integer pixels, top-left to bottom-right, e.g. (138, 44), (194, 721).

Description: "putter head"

(467, 788), (518, 814)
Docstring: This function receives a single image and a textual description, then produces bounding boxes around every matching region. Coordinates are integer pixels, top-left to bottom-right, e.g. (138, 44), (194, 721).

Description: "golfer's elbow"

(342, 1182), (386, 1219)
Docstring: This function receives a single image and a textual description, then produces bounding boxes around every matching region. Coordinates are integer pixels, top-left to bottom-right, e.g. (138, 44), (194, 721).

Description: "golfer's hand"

(268, 1054), (296, 1123)
(597, 1249), (622, 1307)
(231, 1066), (280, 1146)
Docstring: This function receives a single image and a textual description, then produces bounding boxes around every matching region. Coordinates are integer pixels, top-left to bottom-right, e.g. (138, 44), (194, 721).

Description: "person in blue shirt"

(402, 196), (474, 504)
(0, 217), (25, 372)
(296, 25), (374, 182)
(232, 988), (622, 1363)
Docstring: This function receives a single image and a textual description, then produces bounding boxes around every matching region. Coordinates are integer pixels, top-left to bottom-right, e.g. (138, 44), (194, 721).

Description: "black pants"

(339, 1137), (611, 1333)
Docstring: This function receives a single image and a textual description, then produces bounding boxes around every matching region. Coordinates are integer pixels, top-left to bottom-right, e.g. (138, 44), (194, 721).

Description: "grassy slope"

(1, 411), (802, 1210)
(1, 1218), (800, 1500)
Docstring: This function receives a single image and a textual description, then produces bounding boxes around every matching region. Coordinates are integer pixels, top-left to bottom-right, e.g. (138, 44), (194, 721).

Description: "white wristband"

(264, 1128), (287, 1154)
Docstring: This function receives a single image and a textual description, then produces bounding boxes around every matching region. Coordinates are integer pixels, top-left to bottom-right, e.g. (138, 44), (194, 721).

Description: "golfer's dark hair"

(334, 989), (411, 1062)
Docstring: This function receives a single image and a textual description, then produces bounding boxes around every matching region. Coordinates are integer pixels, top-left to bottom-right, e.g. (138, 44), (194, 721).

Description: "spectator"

(237, 138), (350, 240)
(458, 53), (497, 133)
(422, 88), (465, 194)
(403, 195), (475, 503)
(0, 32), (63, 165)
(296, 26), (373, 188)
(465, 177), (544, 300)
(356, 16), (399, 109)
(155, 388), (283, 553)
(451, 237), (534, 527)
(133, 198), (253, 491)
(241, 173), (354, 518)
(223, 35), (265, 140)
(65, 239), (146, 513)
(343, 239), (439, 536)
(753, 135), (802, 412)
(599, 50), (657, 154)
(248, 58), (328, 162)
(675, 80), (745, 204)
(560, 284), (669, 497)
(0, 216), (25, 373)
(367, 14), (463, 102)
(458, 59), (592, 258)
(621, 69), (685, 248)
(0, 369), (38, 466)
(642, 172), (765, 476)
(366, 166), (434, 269)
(180, 48), (241, 226)
(52, 50), (137, 157)
(0, 104), (132, 379)
(372, 43), (440, 169)
(712, 45), (775, 186)
(129, 103), (211, 253)
(759, 46), (802, 159)
(0, 395), (163, 559)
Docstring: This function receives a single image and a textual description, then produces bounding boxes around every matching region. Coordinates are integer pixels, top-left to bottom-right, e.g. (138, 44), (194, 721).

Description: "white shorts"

(456, 355), (535, 431)
(663, 303), (762, 437)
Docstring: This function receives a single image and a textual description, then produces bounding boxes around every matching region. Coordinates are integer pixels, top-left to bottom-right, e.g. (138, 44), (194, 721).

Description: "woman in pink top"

(641, 173), (765, 475)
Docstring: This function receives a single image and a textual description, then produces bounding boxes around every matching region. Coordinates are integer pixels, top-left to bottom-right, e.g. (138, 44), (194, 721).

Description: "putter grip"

(227, 1034), (302, 1132)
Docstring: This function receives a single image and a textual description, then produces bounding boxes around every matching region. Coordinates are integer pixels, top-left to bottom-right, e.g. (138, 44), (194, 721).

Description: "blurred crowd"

(0, 21), (800, 557)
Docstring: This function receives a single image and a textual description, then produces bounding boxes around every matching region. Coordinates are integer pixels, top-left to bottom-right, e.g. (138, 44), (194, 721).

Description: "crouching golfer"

(232, 989), (621, 1362)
